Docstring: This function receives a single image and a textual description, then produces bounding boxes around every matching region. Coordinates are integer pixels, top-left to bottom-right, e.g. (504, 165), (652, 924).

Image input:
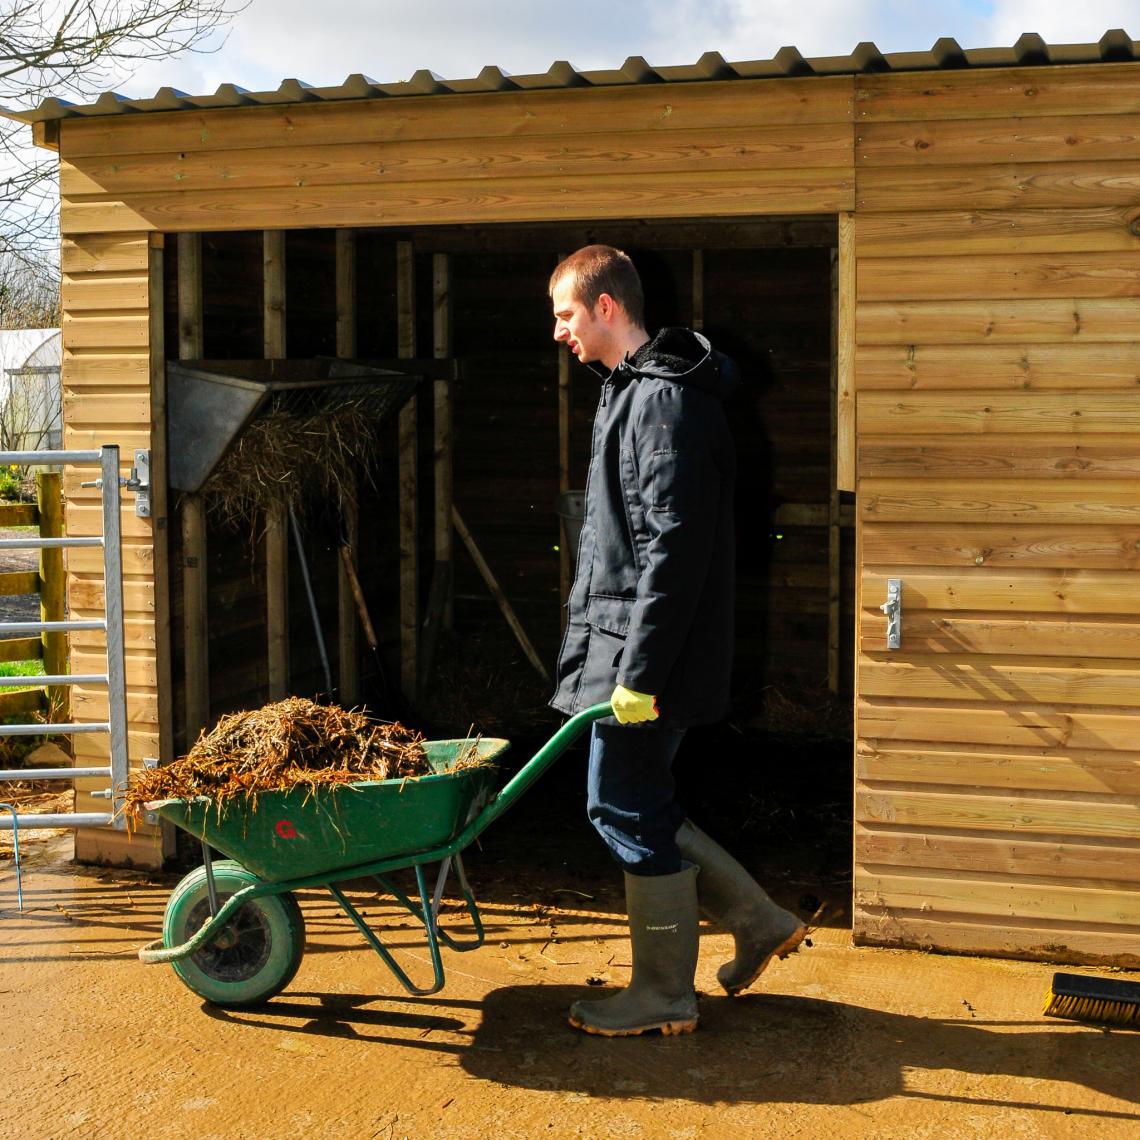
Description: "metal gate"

(0, 447), (138, 852)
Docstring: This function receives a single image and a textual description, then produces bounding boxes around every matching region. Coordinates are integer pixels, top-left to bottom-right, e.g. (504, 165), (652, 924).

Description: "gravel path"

(0, 525), (44, 636)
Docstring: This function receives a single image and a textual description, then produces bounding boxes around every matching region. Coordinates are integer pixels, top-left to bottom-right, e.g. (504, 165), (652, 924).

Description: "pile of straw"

(122, 697), (485, 827)
(203, 397), (380, 526)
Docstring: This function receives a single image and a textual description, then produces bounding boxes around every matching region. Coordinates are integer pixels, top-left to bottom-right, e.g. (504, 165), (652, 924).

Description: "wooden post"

(417, 252), (453, 693)
(453, 506), (551, 686)
(556, 253), (573, 623)
(691, 249), (705, 332)
(828, 247), (841, 694)
(337, 475), (359, 706)
(177, 232), (210, 743)
(335, 229), (357, 359)
(335, 229), (359, 704)
(433, 253), (453, 629)
(149, 235), (177, 855)
(37, 471), (65, 722)
(264, 230), (289, 699)
(836, 212), (856, 493)
(396, 240), (418, 700)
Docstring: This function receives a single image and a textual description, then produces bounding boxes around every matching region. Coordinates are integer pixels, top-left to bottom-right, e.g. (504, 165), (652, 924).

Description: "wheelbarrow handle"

(451, 701), (613, 847)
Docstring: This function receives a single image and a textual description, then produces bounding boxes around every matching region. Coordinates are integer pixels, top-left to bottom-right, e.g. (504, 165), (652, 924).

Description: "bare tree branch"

(0, 0), (247, 273)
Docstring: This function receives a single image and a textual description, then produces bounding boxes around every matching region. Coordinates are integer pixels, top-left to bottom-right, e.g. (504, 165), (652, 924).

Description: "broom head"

(1043, 972), (1140, 1028)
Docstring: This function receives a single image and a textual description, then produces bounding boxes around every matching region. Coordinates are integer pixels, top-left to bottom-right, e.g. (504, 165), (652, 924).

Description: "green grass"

(0, 659), (45, 693)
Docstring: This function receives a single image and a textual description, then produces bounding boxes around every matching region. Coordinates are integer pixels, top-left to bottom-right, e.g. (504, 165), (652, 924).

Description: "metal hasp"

(127, 450), (151, 517)
(165, 358), (427, 493)
(880, 578), (902, 650)
(0, 446), (134, 834)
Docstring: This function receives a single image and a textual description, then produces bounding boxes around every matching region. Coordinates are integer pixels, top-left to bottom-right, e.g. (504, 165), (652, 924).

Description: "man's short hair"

(549, 245), (645, 328)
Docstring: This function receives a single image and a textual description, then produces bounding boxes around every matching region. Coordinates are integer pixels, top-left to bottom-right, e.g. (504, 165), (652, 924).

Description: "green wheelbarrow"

(139, 702), (612, 1008)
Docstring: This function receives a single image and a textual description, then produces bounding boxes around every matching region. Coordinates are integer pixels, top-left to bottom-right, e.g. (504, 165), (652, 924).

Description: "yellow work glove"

(610, 684), (659, 725)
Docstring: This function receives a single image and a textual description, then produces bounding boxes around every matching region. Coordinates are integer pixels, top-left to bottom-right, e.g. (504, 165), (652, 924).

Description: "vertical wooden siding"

(852, 63), (1140, 964)
(61, 231), (163, 866)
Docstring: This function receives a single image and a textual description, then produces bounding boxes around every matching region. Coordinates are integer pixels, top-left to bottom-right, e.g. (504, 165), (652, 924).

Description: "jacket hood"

(620, 327), (739, 400)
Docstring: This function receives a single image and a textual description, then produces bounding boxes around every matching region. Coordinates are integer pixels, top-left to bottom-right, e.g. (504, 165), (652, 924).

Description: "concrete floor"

(1, 833), (1138, 1139)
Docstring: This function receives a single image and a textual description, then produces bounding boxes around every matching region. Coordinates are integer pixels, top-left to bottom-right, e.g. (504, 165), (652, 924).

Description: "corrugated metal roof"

(4, 30), (1137, 124)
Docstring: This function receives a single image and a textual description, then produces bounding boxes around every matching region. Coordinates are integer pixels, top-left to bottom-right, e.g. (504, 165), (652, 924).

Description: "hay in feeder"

(122, 697), (489, 829)
(202, 396), (381, 527)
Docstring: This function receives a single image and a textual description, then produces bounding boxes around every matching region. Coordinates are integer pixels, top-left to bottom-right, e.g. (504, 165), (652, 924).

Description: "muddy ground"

(2, 731), (1138, 1140)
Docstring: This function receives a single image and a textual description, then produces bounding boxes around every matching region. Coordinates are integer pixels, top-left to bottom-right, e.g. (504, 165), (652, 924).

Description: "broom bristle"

(1044, 973), (1140, 1027)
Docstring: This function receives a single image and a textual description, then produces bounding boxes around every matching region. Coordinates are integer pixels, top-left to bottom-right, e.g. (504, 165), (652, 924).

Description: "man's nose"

(553, 322), (568, 342)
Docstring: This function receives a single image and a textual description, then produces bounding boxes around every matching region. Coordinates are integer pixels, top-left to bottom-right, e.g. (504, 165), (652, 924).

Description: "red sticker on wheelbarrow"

(275, 819), (297, 839)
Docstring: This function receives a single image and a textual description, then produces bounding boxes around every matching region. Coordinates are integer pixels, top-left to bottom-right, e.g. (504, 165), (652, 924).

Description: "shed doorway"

(162, 216), (855, 913)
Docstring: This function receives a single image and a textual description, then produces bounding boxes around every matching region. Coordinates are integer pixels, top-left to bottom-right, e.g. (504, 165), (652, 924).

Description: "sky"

(109, 0), (1139, 99)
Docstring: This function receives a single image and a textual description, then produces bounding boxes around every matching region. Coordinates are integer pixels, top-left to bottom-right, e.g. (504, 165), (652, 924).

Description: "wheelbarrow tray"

(149, 737), (508, 883)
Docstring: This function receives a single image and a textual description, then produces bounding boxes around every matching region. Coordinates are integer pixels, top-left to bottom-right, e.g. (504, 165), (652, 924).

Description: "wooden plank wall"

(60, 231), (164, 867)
(852, 63), (1140, 965)
(57, 79), (853, 233)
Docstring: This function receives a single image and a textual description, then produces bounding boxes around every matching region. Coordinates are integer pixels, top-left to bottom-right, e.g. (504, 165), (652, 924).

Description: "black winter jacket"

(550, 328), (738, 727)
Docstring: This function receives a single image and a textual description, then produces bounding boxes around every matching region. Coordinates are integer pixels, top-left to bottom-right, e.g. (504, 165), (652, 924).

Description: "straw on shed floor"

(122, 697), (485, 828)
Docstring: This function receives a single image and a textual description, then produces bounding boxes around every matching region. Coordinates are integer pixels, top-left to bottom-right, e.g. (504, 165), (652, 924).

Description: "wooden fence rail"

(0, 471), (66, 720)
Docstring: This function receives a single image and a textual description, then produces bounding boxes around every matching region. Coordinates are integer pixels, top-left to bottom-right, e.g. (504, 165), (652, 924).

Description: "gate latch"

(879, 578), (902, 650)
(79, 449), (151, 517)
(124, 450), (151, 518)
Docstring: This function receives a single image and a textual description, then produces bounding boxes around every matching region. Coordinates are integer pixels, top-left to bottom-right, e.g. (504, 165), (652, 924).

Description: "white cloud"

(981, 0), (1138, 47)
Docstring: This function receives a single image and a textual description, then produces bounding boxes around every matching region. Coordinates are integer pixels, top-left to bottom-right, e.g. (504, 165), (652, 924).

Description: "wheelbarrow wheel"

(163, 860), (305, 1008)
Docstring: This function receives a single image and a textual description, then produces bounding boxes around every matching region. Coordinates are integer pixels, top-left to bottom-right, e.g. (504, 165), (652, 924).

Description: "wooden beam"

(691, 249), (704, 332)
(263, 230), (286, 357)
(396, 239), (418, 700)
(453, 506), (551, 686)
(432, 253), (453, 599)
(176, 233), (209, 744)
(37, 472), (65, 721)
(334, 229), (359, 704)
(828, 246), (841, 694)
(265, 499), (289, 700)
(556, 252), (573, 623)
(149, 235), (174, 807)
(335, 228), (357, 358)
(836, 212), (855, 491)
(264, 229), (289, 699)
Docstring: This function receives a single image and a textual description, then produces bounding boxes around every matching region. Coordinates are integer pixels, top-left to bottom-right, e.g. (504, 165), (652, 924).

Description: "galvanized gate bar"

(0, 675), (107, 687)
(0, 767), (111, 780)
(0, 538), (103, 549)
(0, 621), (105, 633)
(0, 444), (134, 838)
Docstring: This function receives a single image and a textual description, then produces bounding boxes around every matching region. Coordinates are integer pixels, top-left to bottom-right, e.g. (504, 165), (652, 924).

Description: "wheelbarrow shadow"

(459, 986), (1140, 1119)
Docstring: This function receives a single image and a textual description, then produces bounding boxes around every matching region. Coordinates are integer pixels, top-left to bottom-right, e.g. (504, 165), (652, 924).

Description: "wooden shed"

(9, 31), (1140, 967)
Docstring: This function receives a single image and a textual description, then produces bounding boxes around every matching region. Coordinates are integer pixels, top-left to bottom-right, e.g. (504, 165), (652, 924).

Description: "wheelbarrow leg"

(327, 863), (446, 996)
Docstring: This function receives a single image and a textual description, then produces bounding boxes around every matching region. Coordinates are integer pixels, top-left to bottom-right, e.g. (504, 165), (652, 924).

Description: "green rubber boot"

(568, 865), (699, 1037)
(677, 819), (807, 996)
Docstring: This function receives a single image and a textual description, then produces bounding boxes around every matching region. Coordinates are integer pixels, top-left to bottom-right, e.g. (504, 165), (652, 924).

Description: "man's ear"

(596, 293), (617, 322)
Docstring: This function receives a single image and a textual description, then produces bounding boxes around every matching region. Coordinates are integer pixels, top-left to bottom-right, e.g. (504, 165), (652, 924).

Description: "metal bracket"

(142, 757), (159, 826)
(80, 449), (151, 518)
(879, 578), (902, 649)
(126, 450), (151, 518)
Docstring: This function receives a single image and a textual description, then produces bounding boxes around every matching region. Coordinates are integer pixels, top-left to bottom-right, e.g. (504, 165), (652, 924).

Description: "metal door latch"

(125, 450), (151, 517)
(79, 449), (151, 517)
(880, 578), (902, 649)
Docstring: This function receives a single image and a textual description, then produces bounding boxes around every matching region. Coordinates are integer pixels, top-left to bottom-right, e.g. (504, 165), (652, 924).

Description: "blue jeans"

(586, 720), (687, 876)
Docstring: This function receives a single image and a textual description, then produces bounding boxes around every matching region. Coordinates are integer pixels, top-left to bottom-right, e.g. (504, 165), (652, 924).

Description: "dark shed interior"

(161, 220), (854, 876)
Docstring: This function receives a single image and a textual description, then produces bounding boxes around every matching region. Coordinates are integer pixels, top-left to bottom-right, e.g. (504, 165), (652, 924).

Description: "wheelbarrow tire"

(163, 860), (305, 1008)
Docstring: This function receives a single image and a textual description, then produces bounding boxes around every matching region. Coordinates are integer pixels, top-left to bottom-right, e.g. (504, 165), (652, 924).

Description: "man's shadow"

(460, 985), (1140, 1119)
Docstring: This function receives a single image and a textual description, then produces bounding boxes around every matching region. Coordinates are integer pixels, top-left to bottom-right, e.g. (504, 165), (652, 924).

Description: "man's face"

(551, 276), (608, 365)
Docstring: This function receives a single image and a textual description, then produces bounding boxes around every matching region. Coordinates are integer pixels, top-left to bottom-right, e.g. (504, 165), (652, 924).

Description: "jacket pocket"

(585, 593), (634, 637)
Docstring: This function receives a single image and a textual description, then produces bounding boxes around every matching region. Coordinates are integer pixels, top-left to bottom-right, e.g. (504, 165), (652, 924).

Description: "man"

(549, 245), (806, 1037)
